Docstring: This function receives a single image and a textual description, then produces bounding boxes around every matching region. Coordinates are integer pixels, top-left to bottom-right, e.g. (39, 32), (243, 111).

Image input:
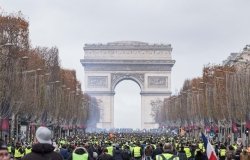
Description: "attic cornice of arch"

(84, 41), (172, 51)
(80, 59), (176, 65)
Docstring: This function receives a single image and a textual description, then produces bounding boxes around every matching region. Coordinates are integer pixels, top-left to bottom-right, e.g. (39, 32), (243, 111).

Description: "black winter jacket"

(21, 143), (63, 160)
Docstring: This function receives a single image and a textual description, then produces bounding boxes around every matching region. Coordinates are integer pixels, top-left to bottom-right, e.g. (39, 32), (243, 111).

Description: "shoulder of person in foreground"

(21, 149), (63, 160)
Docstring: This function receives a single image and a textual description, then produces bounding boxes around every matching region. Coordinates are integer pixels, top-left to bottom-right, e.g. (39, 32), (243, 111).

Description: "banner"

(0, 118), (9, 131)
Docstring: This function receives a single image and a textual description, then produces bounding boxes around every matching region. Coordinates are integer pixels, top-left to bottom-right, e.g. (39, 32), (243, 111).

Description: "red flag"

(232, 122), (238, 133)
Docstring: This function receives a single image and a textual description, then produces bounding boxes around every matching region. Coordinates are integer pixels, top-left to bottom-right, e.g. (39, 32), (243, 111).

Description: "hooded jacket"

(68, 147), (90, 160)
(21, 143), (63, 160)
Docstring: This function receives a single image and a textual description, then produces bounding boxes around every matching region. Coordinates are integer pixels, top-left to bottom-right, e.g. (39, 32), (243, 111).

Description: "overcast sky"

(1, 0), (250, 128)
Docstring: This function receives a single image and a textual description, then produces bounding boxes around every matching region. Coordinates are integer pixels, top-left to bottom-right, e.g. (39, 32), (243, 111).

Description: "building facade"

(223, 44), (250, 70)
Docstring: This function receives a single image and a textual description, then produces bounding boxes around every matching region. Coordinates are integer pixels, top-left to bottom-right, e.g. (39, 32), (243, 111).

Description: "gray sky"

(1, 0), (250, 128)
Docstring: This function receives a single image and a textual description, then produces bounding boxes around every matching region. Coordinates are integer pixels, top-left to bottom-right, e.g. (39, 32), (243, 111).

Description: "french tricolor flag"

(201, 132), (218, 160)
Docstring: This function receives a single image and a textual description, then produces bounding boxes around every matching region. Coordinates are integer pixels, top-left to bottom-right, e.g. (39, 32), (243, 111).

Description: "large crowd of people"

(0, 126), (250, 160)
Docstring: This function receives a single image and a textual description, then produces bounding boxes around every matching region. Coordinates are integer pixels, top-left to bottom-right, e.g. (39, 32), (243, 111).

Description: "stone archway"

(111, 73), (144, 91)
(81, 41), (175, 129)
(113, 79), (141, 129)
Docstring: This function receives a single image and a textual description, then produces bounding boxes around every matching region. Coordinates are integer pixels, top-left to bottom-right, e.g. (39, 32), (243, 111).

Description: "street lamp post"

(47, 80), (61, 137)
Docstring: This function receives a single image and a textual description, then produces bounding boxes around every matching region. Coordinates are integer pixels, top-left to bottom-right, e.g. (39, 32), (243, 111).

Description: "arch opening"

(114, 80), (141, 129)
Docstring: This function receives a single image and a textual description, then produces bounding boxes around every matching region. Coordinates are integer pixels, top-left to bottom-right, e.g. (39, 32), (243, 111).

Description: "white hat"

(35, 126), (52, 144)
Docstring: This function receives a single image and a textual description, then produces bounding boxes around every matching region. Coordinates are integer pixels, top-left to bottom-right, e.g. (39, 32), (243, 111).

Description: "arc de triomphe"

(81, 41), (175, 129)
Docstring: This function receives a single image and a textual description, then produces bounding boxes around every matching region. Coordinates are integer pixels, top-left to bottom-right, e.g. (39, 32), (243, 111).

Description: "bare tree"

(0, 11), (92, 141)
(150, 98), (164, 124)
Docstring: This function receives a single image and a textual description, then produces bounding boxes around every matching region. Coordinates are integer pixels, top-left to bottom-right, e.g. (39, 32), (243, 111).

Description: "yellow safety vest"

(232, 145), (237, 150)
(198, 143), (205, 153)
(60, 140), (66, 145)
(156, 153), (179, 160)
(220, 149), (226, 157)
(25, 148), (32, 154)
(184, 147), (191, 158)
(176, 144), (181, 151)
(73, 152), (88, 160)
(7, 146), (12, 153)
(107, 146), (113, 156)
(133, 146), (141, 158)
(194, 149), (200, 156)
(198, 143), (203, 149)
(153, 144), (156, 150)
(14, 148), (24, 158)
(175, 143), (178, 148)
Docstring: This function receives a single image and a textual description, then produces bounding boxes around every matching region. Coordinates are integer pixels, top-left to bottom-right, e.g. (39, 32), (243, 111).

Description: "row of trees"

(159, 61), (250, 130)
(0, 12), (92, 139)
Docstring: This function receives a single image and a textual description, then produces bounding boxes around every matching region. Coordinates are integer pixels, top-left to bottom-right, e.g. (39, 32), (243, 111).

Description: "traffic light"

(245, 128), (249, 136)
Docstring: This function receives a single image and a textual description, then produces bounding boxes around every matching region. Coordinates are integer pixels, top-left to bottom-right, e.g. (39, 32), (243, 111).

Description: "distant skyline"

(1, 0), (250, 128)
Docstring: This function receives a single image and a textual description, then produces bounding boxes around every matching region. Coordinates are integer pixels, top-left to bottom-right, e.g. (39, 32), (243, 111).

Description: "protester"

(113, 144), (123, 160)
(144, 145), (153, 160)
(219, 144), (226, 160)
(132, 142), (142, 160)
(13, 142), (25, 159)
(98, 148), (113, 160)
(225, 145), (234, 160)
(233, 147), (241, 160)
(68, 146), (89, 160)
(121, 145), (131, 160)
(155, 143), (179, 160)
(25, 144), (32, 155)
(60, 144), (70, 160)
(177, 146), (187, 160)
(0, 140), (10, 160)
(194, 149), (205, 160)
(240, 148), (250, 160)
(21, 126), (63, 160)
